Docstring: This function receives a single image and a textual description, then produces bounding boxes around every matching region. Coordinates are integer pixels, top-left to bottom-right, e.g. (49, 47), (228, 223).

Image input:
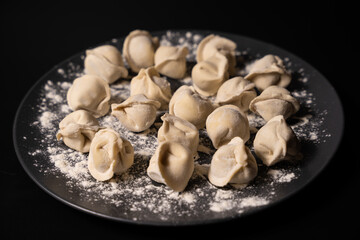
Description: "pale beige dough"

(154, 45), (189, 79)
(249, 86), (300, 121)
(84, 45), (128, 84)
(206, 105), (250, 149)
(245, 54), (291, 91)
(56, 110), (101, 153)
(111, 94), (161, 132)
(123, 30), (159, 73)
(67, 75), (111, 118)
(208, 137), (258, 187)
(169, 85), (214, 129)
(215, 76), (257, 112)
(130, 67), (172, 110)
(88, 128), (134, 181)
(253, 115), (301, 166)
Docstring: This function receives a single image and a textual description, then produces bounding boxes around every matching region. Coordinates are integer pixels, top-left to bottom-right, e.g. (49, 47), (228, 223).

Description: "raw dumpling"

(88, 128), (134, 181)
(123, 30), (159, 73)
(56, 110), (101, 153)
(147, 141), (194, 192)
(169, 85), (214, 129)
(215, 76), (257, 112)
(111, 94), (161, 132)
(192, 52), (229, 96)
(206, 105), (250, 149)
(158, 113), (199, 159)
(208, 137), (258, 187)
(154, 45), (189, 79)
(84, 45), (128, 84)
(67, 75), (111, 118)
(249, 86), (300, 121)
(245, 54), (291, 91)
(253, 115), (301, 166)
(130, 67), (172, 110)
(196, 34), (237, 75)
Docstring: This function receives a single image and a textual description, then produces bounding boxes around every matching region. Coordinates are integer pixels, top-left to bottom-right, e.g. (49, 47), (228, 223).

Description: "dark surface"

(2, 2), (356, 239)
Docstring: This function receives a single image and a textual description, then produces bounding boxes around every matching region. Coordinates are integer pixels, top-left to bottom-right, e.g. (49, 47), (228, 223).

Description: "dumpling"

(206, 105), (250, 149)
(249, 86), (300, 121)
(154, 45), (189, 79)
(208, 137), (258, 187)
(245, 54), (291, 91)
(147, 141), (194, 192)
(215, 76), (257, 112)
(130, 67), (172, 110)
(56, 110), (101, 153)
(196, 34), (237, 75)
(158, 113), (199, 159)
(84, 45), (128, 84)
(253, 115), (301, 166)
(88, 128), (134, 181)
(67, 75), (111, 118)
(192, 52), (229, 96)
(111, 94), (161, 132)
(169, 85), (214, 129)
(123, 30), (159, 73)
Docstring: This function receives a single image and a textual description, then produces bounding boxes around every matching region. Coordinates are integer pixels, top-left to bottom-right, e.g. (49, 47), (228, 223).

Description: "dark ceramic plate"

(13, 30), (344, 226)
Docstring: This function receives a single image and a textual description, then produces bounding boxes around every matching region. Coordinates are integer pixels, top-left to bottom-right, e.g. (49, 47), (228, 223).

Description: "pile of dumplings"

(57, 30), (302, 193)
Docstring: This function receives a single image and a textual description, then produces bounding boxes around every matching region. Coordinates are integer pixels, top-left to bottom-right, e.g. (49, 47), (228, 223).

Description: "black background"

(2, 2), (357, 239)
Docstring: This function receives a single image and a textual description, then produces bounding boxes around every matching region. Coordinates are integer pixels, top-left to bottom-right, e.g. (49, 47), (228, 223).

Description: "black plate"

(13, 30), (344, 226)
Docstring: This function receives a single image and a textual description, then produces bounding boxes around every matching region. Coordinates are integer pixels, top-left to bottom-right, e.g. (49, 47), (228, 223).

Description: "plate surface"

(13, 30), (344, 225)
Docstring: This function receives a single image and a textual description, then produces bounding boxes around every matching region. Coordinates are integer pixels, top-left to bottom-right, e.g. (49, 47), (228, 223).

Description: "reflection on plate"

(13, 30), (343, 225)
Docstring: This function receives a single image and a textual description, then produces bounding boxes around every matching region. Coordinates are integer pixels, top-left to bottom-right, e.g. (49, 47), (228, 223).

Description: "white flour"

(26, 31), (331, 222)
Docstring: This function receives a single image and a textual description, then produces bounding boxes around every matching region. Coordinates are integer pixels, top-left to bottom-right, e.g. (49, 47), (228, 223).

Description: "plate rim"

(12, 29), (344, 226)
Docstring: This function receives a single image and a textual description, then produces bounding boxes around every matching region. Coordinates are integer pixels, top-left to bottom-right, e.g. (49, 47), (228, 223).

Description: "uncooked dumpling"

(111, 94), (161, 132)
(130, 67), (172, 110)
(208, 137), (258, 187)
(154, 45), (189, 79)
(245, 54), (291, 91)
(253, 115), (301, 166)
(196, 34), (237, 75)
(169, 85), (214, 129)
(84, 45), (128, 84)
(123, 30), (159, 73)
(56, 110), (101, 153)
(215, 76), (257, 112)
(192, 52), (229, 96)
(158, 113), (199, 159)
(67, 75), (111, 118)
(206, 105), (250, 149)
(88, 128), (134, 181)
(249, 86), (300, 121)
(147, 141), (194, 192)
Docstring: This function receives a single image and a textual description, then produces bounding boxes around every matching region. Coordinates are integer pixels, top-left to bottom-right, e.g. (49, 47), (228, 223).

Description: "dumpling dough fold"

(84, 45), (128, 84)
(123, 29), (159, 73)
(147, 142), (194, 192)
(111, 94), (160, 132)
(196, 34), (237, 75)
(158, 113), (199, 159)
(192, 52), (229, 96)
(208, 137), (258, 187)
(88, 128), (134, 181)
(253, 115), (301, 166)
(249, 86), (300, 121)
(206, 105), (250, 149)
(130, 67), (172, 110)
(245, 54), (291, 91)
(169, 85), (214, 129)
(154, 45), (189, 79)
(67, 75), (111, 118)
(215, 76), (257, 112)
(56, 110), (101, 153)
